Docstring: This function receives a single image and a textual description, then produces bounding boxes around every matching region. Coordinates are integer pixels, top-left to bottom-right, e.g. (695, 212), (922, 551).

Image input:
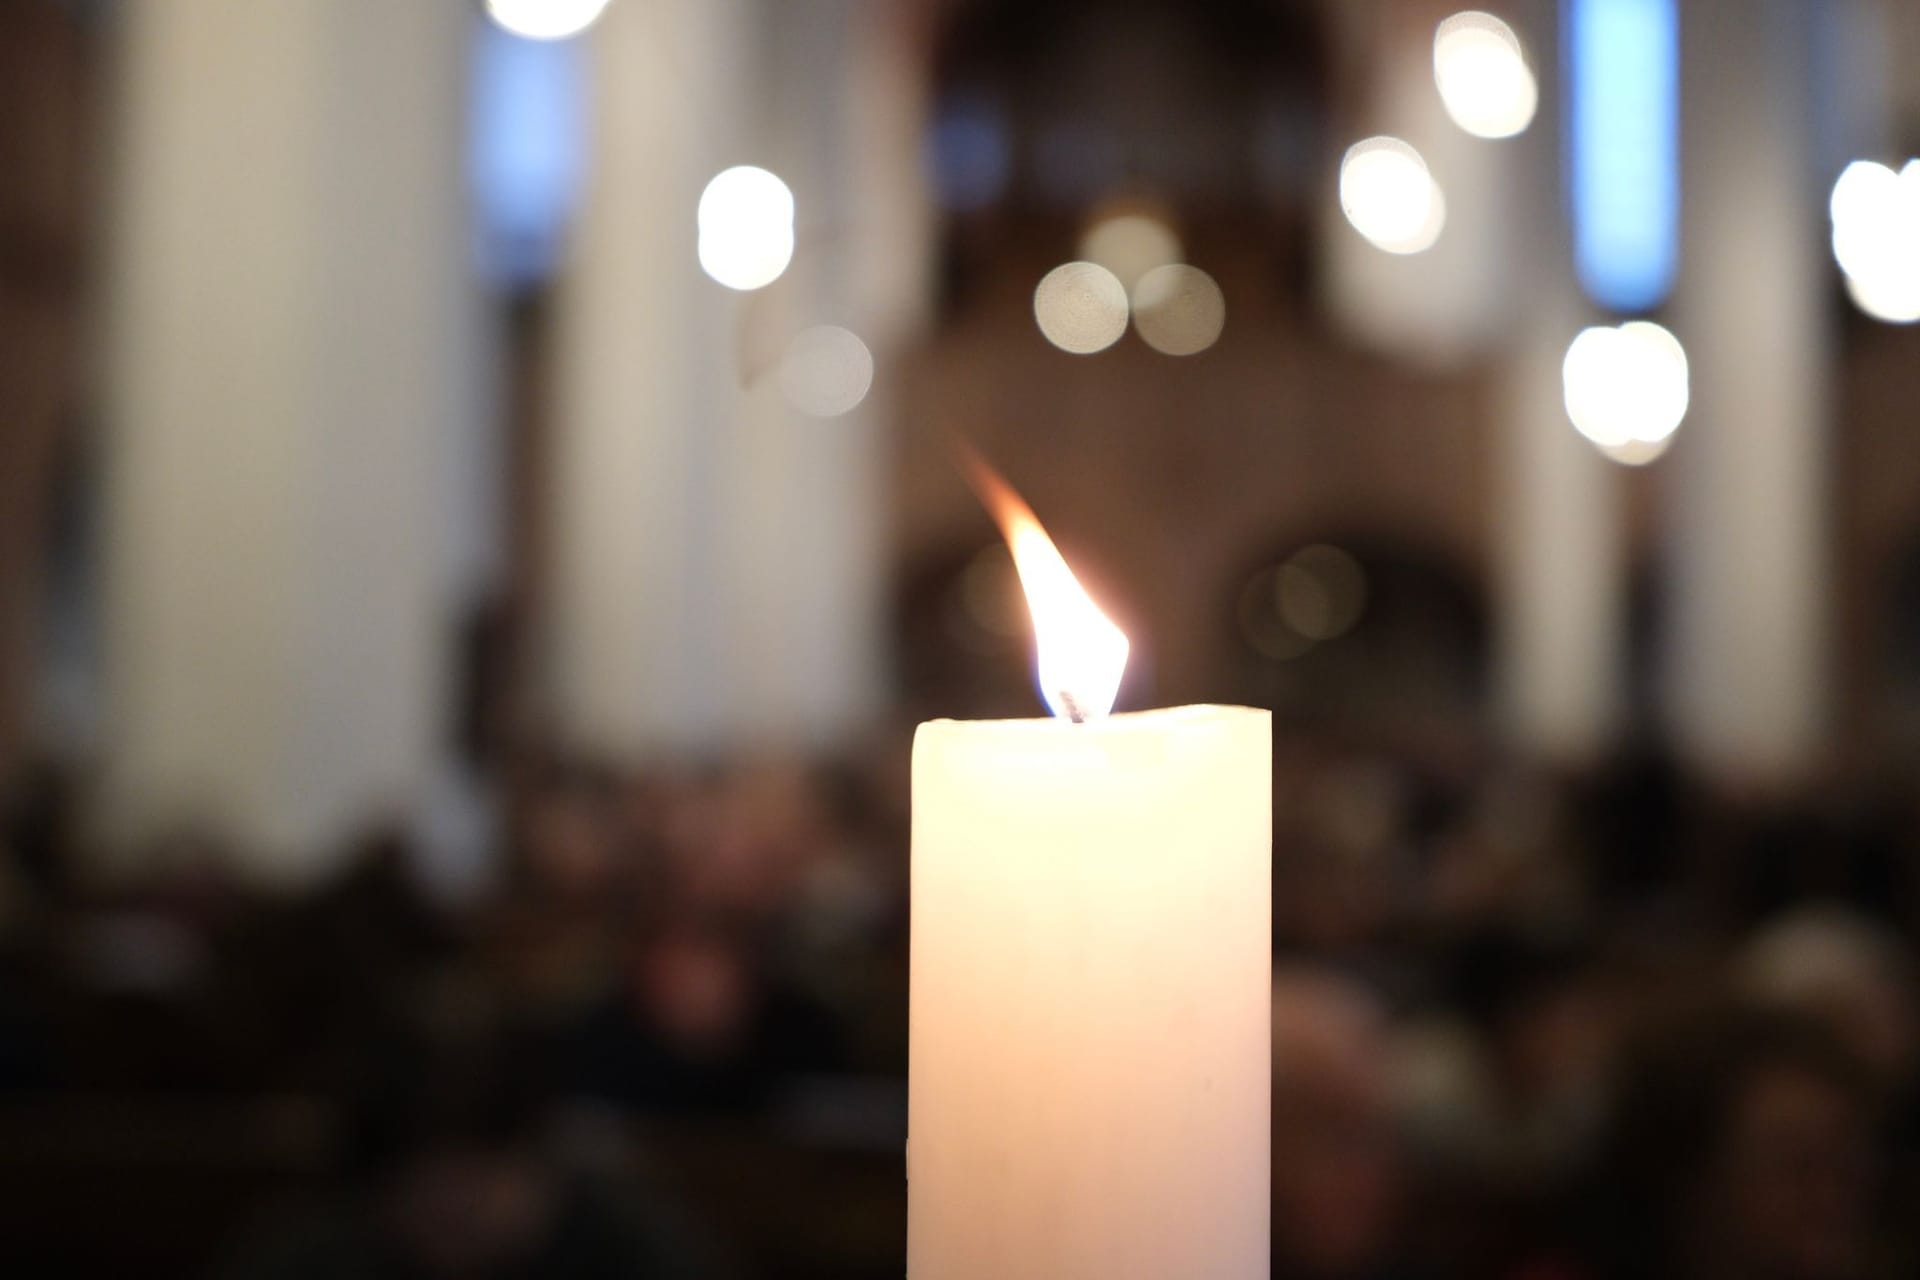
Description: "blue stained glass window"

(1565, 0), (1679, 313)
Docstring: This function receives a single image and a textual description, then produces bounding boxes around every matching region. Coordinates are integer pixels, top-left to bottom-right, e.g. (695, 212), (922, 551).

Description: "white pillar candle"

(909, 458), (1270, 1278)
(910, 706), (1271, 1278)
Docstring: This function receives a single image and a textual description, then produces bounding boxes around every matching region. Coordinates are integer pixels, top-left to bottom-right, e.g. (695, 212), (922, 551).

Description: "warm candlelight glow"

(961, 452), (1129, 721)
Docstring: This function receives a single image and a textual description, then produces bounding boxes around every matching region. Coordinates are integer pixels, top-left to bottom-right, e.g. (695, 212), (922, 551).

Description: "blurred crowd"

(3, 730), (1920, 1279)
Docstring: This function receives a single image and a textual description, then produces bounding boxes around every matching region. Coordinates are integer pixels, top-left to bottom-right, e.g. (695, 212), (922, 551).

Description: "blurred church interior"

(5, 0), (1920, 1276)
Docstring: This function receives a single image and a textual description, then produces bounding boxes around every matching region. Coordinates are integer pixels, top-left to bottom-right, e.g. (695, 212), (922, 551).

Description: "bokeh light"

(1561, 320), (1689, 464)
(1339, 137), (1446, 255)
(1594, 434), (1674, 466)
(1829, 160), (1897, 279)
(1239, 545), (1369, 660)
(1078, 208), (1182, 289)
(485, 0), (613, 42)
(1279, 545), (1368, 641)
(697, 165), (795, 291)
(1033, 261), (1130, 354)
(1845, 272), (1920, 326)
(960, 545), (1026, 640)
(1830, 159), (1920, 324)
(1238, 568), (1315, 661)
(1433, 11), (1537, 139)
(1130, 264), (1225, 356)
(779, 325), (874, 418)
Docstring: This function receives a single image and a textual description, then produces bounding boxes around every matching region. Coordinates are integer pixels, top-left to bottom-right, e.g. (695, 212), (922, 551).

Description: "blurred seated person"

(220, 1027), (714, 1280)
(1272, 966), (1420, 1280)
(559, 914), (848, 1115)
(1578, 1007), (1879, 1280)
(1739, 906), (1917, 1095)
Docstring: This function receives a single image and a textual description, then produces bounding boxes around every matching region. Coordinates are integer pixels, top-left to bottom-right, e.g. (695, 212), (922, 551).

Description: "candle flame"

(961, 448), (1129, 721)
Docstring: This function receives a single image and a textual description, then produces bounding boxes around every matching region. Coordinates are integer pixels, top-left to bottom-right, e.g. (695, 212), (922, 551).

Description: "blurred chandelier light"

(1829, 159), (1920, 324)
(1433, 11), (1537, 139)
(1131, 264), (1225, 356)
(1338, 137), (1445, 255)
(779, 325), (874, 418)
(1033, 261), (1130, 354)
(1237, 545), (1368, 661)
(1561, 320), (1689, 465)
(1078, 208), (1182, 289)
(697, 166), (795, 291)
(486, 0), (613, 41)
(1278, 545), (1367, 641)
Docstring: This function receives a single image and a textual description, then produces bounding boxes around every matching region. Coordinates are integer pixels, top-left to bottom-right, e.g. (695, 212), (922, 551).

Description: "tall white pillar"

(1665, 0), (1831, 781)
(1500, 303), (1625, 762)
(1496, 0), (1625, 762)
(102, 0), (474, 882)
(548, 0), (742, 758)
(721, 0), (913, 743)
(549, 0), (902, 758)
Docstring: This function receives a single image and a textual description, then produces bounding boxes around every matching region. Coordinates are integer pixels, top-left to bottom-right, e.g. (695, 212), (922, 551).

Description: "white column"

(1496, 0), (1625, 762)
(1500, 311), (1624, 759)
(1326, 0), (1628, 758)
(548, 0), (743, 757)
(102, 0), (474, 882)
(720, 0), (910, 743)
(1664, 0), (1830, 781)
(549, 0), (902, 758)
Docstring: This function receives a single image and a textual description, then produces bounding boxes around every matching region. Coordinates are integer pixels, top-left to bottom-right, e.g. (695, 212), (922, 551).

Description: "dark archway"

(1222, 533), (1490, 736)
(892, 539), (1037, 723)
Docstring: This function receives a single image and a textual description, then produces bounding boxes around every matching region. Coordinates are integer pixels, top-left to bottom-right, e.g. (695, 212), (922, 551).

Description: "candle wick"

(1056, 690), (1089, 724)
